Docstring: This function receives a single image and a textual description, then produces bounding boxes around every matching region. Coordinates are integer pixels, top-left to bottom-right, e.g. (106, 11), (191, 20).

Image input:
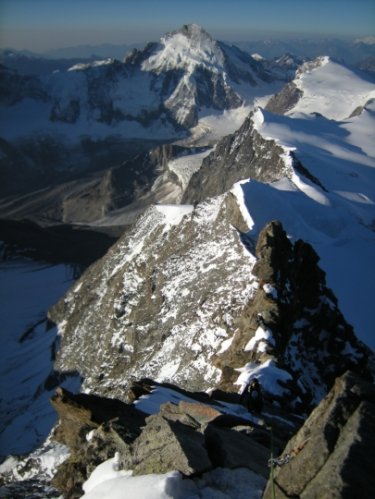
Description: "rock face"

(182, 112), (292, 204)
(49, 381), (292, 498)
(49, 194), (258, 396)
(215, 221), (371, 410)
(265, 81), (303, 114)
(49, 388), (146, 498)
(49, 372), (375, 499)
(263, 372), (375, 499)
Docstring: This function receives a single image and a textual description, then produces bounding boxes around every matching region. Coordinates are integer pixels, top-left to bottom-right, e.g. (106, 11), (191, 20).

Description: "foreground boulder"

(262, 372), (375, 499)
(50, 388), (146, 498)
(50, 382), (291, 498)
(50, 373), (374, 498)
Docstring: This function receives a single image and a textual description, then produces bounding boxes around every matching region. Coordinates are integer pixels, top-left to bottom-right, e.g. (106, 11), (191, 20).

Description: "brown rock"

(205, 424), (270, 477)
(127, 413), (212, 476)
(262, 372), (375, 499)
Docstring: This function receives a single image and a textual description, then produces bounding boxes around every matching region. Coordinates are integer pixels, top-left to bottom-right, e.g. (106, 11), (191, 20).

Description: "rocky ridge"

(182, 110), (293, 204)
(49, 194), (258, 396)
(2, 372), (373, 499)
(48, 198), (371, 414)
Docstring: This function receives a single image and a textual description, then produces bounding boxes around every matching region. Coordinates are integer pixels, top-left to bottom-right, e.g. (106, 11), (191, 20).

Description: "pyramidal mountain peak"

(142, 23), (226, 74)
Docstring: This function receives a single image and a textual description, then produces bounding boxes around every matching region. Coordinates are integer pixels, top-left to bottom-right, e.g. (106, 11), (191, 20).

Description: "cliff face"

(49, 193), (259, 397)
(215, 221), (370, 409)
(182, 112), (292, 205)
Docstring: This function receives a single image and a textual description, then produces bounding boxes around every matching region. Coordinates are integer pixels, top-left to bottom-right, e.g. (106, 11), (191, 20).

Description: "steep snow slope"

(141, 24), (227, 74)
(0, 259), (80, 457)
(288, 57), (375, 119)
(265, 56), (375, 119)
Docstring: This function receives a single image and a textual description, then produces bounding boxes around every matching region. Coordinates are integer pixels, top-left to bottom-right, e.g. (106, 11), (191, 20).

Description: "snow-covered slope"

(50, 197), (258, 396)
(0, 259), (80, 458)
(266, 56), (375, 119)
(290, 57), (375, 119)
(141, 24), (227, 74)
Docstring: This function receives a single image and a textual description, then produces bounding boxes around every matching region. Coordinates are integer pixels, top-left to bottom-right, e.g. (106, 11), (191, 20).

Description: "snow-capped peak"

(251, 53), (264, 61)
(67, 58), (115, 72)
(142, 23), (226, 74)
(354, 36), (375, 46)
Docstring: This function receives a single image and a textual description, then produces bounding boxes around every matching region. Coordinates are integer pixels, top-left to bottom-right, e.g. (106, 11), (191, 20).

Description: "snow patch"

(81, 457), (266, 499)
(236, 360), (293, 397)
(244, 326), (275, 353)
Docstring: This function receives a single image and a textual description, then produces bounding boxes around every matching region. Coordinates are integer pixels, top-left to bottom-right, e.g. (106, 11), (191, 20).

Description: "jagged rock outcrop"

(48, 194), (259, 397)
(50, 387), (146, 498)
(49, 372), (374, 499)
(49, 381), (295, 498)
(182, 111), (292, 204)
(265, 81), (303, 114)
(262, 372), (375, 499)
(215, 221), (371, 410)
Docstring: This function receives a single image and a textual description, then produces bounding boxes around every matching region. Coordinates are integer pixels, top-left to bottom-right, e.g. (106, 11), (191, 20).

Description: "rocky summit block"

(262, 371), (375, 499)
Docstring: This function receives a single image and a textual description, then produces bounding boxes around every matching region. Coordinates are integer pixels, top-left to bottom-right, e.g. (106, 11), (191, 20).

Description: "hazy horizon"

(1, 0), (374, 53)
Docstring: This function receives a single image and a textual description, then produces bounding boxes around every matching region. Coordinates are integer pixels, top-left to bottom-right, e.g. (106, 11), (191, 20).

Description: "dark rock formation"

(215, 221), (371, 410)
(49, 381), (296, 498)
(50, 387), (146, 498)
(265, 81), (303, 114)
(123, 412), (212, 476)
(262, 372), (375, 499)
(182, 112), (292, 204)
(50, 373), (374, 498)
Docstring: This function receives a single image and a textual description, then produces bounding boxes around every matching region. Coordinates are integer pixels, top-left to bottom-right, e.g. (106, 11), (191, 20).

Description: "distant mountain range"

(2, 33), (374, 75)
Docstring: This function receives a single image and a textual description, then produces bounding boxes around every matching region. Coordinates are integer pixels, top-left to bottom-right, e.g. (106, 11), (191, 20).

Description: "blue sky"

(1, 0), (374, 52)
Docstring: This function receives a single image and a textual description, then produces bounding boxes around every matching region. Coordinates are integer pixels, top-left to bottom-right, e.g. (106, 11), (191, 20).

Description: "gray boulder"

(262, 372), (375, 498)
(124, 412), (212, 476)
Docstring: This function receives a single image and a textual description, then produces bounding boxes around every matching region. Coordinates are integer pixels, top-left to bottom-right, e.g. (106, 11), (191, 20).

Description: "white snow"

(236, 360), (293, 397)
(0, 259), (80, 457)
(289, 57), (375, 120)
(244, 326), (275, 353)
(262, 284), (278, 299)
(68, 58), (115, 71)
(231, 180), (255, 231)
(141, 24), (226, 75)
(167, 148), (212, 189)
(81, 457), (266, 499)
(154, 204), (194, 229)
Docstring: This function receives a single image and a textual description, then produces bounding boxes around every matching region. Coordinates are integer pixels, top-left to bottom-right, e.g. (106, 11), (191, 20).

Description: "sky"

(0, 0), (374, 53)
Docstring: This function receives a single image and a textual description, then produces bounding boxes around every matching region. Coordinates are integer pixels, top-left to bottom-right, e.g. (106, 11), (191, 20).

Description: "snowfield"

(81, 459), (266, 499)
(288, 56), (375, 119)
